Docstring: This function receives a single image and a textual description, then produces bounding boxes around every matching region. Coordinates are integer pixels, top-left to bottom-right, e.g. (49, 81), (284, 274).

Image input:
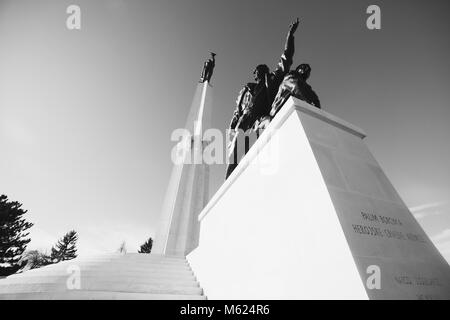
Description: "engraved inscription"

(394, 275), (442, 287)
(352, 211), (426, 243)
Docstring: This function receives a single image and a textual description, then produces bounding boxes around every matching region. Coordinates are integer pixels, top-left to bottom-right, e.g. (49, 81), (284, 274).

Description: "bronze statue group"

(199, 18), (320, 179)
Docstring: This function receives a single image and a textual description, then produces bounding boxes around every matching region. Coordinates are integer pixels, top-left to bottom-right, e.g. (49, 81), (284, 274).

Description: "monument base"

(0, 253), (205, 300)
(188, 97), (450, 300)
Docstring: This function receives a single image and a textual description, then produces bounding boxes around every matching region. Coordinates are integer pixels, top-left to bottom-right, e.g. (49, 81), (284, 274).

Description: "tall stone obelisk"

(152, 75), (212, 257)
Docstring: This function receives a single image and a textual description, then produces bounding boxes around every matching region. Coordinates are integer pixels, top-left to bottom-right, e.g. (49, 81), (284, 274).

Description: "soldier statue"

(225, 18), (300, 179)
(270, 63), (321, 119)
(200, 52), (216, 83)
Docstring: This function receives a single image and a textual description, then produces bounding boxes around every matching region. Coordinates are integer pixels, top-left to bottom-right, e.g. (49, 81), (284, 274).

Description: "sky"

(0, 0), (449, 261)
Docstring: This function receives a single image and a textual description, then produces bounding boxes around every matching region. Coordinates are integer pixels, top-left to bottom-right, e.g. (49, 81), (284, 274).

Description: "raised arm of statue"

(274, 18), (299, 79)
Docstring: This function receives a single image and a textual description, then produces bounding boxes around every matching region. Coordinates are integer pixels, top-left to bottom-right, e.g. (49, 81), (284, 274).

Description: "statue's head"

(295, 63), (311, 81)
(253, 64), (269, 82)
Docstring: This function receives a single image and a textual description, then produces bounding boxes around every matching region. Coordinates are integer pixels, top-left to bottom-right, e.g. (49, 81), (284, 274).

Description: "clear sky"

(0, 0), (449, 261)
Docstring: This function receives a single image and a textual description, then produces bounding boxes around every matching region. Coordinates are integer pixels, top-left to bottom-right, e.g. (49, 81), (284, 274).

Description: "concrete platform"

(188, 97), (450, 299)
(0, 253), (205, 300)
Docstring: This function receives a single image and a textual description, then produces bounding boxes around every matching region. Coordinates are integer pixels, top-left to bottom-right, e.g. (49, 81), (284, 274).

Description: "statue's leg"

(225, 163), (237, 180)
(205, 69), (212, 82)
(225, 140), (238, 179)
(244, 134), (250, 154)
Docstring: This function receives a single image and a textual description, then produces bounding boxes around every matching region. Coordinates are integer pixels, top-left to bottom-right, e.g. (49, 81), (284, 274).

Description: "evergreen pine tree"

(138, 237), (153, 254)
(50, 230), (78, 263)
(0, 195), (34, 276)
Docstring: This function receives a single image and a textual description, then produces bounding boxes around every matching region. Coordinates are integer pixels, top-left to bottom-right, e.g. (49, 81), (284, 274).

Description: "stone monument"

(152, 57), (213, 256)
(1, 46), (449, 300)
(188, 97), (450, 299)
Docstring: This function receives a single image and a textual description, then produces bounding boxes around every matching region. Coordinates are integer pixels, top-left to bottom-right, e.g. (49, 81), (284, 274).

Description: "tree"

(0, 195), (34, 276)
(50, 230), (78, 263)
(138, 237), (153, 254)
(18, 250), (52, 272)
(117, 241), (127, 254)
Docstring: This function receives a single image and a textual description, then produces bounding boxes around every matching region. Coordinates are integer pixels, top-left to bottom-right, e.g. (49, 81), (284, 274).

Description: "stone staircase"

(0, 253), (206, 300)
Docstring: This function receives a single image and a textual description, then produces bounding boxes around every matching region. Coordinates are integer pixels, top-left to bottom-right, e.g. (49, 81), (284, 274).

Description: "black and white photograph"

(0, 0), (450, 305)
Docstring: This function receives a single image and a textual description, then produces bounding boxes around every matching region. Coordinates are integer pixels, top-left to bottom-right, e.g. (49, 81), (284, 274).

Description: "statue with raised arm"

(200, 52), (216, 83)
(225, 18), (300, 179)
(270, 63), (321, 118)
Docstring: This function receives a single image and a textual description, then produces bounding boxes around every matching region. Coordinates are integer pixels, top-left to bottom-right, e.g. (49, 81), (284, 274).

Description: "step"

(14, 264), (192, 274)
(95, 261), (191, 269)
(39, 254), (186, 262)
(7, 270), (197, 281)
(124, 253), (186, 259)
(0, 282), (203, 295)
(113, 254), (188, 263)
(17, 259), (190, 270)
(6, 270), (197, 280)
(0, 290), (206, 300)
(1, 275), (200, 288)
(76, 255), (188, 262)
(65, 253), (184, 259)
(108, 259), (188, 266)
(34, 257), (189, 267)
(12, 269), (192, 280)
(47, 261), (191, 271)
